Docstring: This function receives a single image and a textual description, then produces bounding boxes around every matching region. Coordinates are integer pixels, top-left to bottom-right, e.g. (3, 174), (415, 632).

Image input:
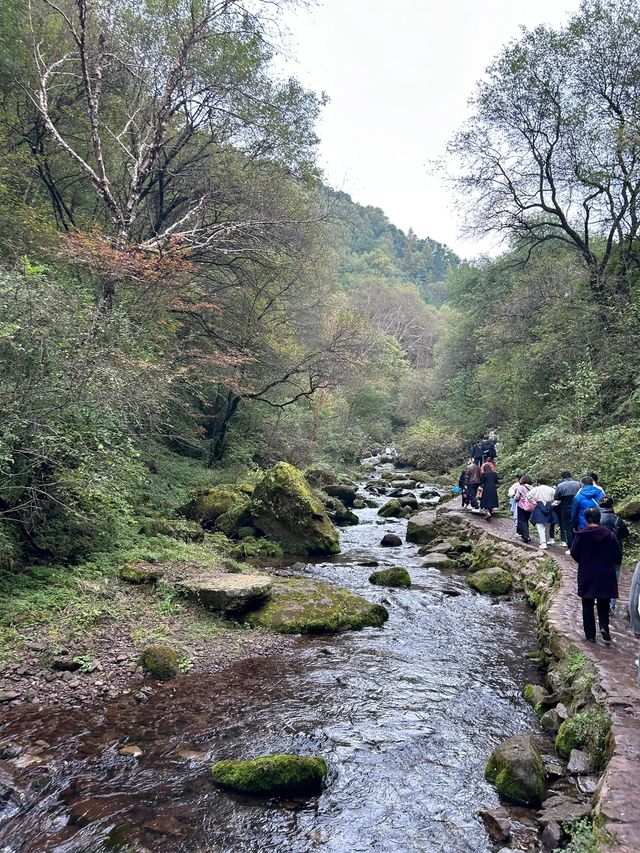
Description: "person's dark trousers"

(467, 483), (479, 508)
(581, 598), (610, 640)
(517, 506), (531, 541)
(559, 505), (573, 546)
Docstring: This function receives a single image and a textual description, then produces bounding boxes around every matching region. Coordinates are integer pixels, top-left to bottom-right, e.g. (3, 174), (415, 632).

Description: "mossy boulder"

(332, 506), (359, 526)
(617, 496), (640, 521)
(228, 537), (284, 560)
(485, 735), (546, 806)
(139, 518), (205, 542)
(378, 499), (403, 518)
(140, 645), (181, 679)
(120, 561), (164, 585)
(214, 501), (254, 538)
(555, 706), (612, 770)
(245, 577), (388, 634)
(179, 485), (249, 528)
(249, 463), (340, 556)
(211, 754), (327, 796)
(369, 567), (411, 588)
(522, 683), (549, 712)
(405, 510), (438, 544)
(467, 567), (513, 595)
(303, 466), (340, 488)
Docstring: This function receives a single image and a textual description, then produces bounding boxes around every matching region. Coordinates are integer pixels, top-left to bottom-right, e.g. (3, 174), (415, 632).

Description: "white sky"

(278, 0), (580, 260)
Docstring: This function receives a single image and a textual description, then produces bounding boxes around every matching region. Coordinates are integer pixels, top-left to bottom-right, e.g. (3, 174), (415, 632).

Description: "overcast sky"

(278, 0), (580, 260)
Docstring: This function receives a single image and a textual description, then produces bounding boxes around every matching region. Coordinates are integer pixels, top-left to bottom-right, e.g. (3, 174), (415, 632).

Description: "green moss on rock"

(140, 645), (181, 679)
(214, 501), (253, 537)
(119, 561), (164, 584)
(467, 567), (513, 595)
(211, 754), (327, 795)
(228, 537), (284, 560)
(485, 735), (546, 806)
(303, 466), (339, 488)
(617, 496), (640, 521)
(377, 499), (403, 518)
(555, 706), (612, 769)
(369, 567), (411, 588)
(139, 518), (204, 542)
(179, 485), (247, 528)
(245, 577), (388, 634)
(250, 462), (340, 556)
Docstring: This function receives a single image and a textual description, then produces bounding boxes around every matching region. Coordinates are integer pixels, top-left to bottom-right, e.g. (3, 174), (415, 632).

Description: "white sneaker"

(539, 543), (548, 550)
(559, 541), (567, 547)
(547, 539), (555, 545)
(565, 550), (571, 555)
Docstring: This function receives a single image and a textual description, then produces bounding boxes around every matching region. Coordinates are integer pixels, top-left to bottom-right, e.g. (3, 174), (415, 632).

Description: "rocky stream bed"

(0, 467), (590, 852)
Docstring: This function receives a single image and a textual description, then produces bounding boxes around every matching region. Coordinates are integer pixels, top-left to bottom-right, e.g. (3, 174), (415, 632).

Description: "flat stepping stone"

(178, 574), (272, 614)
(422, 553), (456, 568)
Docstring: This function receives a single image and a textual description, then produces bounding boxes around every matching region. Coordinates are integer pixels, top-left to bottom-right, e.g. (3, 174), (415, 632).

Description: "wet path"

(0, 483), (543, 852)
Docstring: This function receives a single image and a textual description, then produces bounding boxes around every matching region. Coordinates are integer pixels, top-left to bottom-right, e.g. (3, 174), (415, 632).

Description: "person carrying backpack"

(515, 475), (535, 544)
(599, 495), (630, 612)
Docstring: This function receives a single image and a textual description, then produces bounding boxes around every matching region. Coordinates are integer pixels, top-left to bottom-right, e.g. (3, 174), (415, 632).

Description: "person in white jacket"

(628, 562), (640, 686)
(527, 478), (557, 550)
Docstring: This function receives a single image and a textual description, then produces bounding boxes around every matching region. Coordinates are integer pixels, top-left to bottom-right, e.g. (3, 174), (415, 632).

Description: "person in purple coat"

(569, 507), (622, 644)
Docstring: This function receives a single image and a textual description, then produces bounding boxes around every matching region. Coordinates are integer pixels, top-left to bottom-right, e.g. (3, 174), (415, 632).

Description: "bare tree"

(28, 0), (321, 305)
(448, 0), (640, 298)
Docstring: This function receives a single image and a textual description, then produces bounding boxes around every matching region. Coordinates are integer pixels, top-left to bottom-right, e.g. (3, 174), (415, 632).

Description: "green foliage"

(555, 705), (612, 770)
(398, 417), (464, 474)
(558, 816), (616, 853)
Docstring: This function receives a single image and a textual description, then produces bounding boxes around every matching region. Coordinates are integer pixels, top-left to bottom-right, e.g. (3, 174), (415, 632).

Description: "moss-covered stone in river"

(369, 567), (411, 588)
(249, 462), (340, 556)
(211, 754), (327, 795)
(467, 567), (513, 595)
(140, 645), (181, 679)
(245, 577), (388, 634)
(377, 499), (403, 518)
(485, 734), (546, 806)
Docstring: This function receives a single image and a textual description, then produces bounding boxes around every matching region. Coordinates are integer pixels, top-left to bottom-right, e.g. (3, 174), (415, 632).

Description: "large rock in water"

(245, 577), (388, 634)
(178, 574), (272, 614)
(485, 735), (547, 806)
(405, 510), (438, 544)
(211, 754), (327, 795)
(250, 463), (340, 556)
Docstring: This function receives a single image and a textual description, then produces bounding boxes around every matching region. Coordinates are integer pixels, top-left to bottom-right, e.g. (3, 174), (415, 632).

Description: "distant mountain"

(325, 187), (460, 305)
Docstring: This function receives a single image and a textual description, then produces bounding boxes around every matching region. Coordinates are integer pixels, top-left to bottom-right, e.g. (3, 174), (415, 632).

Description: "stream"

(0, 472), (543, 852)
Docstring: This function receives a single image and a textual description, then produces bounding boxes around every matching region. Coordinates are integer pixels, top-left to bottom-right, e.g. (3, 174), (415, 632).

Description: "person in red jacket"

(570, 507), (622, 644)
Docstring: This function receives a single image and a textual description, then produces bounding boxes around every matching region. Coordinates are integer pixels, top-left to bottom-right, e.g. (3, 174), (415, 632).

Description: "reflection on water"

(0, 485), (542, 852)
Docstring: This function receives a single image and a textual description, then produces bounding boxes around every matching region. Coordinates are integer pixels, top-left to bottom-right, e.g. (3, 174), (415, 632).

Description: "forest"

(1, 0), (640, 577)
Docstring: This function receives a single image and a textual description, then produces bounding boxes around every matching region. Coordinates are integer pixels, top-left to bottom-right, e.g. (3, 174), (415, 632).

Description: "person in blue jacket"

(571, 476), (605, 532)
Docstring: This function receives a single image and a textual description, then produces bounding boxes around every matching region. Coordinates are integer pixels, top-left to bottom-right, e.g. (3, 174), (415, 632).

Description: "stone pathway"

(442, 501), (640, 852)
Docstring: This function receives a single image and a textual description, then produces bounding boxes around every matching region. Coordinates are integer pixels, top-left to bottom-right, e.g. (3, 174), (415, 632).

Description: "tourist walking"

(571, 476), (605, 533)
(598, 496), (630, 612)
(508, 474), (522, 528)
(479, 460), (499, 519)
(515, 475), (535, 543)
(527, 477), (557, 550)
(628, 563), (640, 686)
(478, 436), (496, 463)
(469, 442), (482, 466)
(465, 457), (482, 512)
(554, 471), (580, 552)
(570, 507), (621, 644)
